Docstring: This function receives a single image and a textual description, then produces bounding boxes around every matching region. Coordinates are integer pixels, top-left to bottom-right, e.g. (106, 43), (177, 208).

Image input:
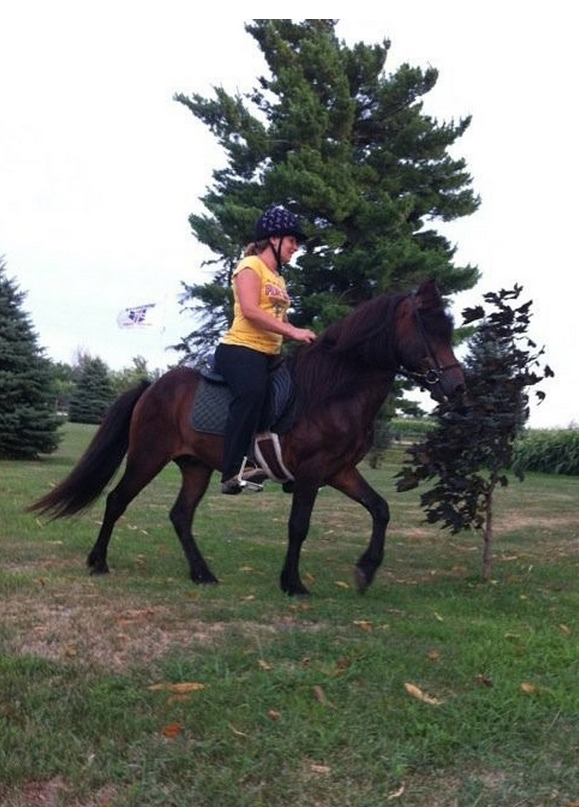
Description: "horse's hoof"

(89, 565), (109, 576)
(191, 573), (219, 585)
(283, 585), (311, 598)
(354, 566), (370, 593)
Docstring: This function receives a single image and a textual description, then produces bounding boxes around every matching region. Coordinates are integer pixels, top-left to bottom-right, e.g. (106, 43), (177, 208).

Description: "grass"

(0, 423), (578, 806)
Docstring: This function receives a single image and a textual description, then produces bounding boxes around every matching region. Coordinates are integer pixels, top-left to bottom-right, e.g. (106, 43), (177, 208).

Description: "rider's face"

(271, 235), (300, 264)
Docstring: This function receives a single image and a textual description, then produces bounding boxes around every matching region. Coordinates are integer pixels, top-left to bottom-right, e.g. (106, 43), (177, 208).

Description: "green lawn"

(0, 423), (577, 806)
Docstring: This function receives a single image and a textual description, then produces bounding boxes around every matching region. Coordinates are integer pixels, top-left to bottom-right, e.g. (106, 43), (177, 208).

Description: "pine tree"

(0, 258), (62, 459)
(396, 286), (554, 579)
(68, 357), (115, 424)
(174, 19), (480, 360)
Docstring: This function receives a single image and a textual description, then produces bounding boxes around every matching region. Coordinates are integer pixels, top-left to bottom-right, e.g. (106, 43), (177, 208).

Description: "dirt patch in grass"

(2, 584), (227, 672)
(1, 577), (328, 672)
(1, 780), (119, 807)
(496, 513), (579, 531)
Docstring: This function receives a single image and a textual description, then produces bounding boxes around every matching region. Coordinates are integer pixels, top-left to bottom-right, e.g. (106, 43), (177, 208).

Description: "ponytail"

(244, 239), (270, 257)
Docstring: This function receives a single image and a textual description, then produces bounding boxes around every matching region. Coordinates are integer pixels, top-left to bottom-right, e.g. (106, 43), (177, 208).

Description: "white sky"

(0, 4), (576, 428)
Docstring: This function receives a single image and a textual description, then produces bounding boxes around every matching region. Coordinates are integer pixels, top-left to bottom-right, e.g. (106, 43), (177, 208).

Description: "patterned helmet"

(254, 205), (306, 243)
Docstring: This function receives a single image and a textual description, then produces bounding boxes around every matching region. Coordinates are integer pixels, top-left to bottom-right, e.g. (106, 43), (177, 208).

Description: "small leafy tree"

(396, 285), (554, 580)
(0, 258), (62, 459)
(51, 361), (76, 413)
(68, 357), (115, 424)
(110, 355), (161, 396)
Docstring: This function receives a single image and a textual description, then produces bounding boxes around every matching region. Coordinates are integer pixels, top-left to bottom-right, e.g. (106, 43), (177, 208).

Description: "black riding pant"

(214, 343), (275, 482)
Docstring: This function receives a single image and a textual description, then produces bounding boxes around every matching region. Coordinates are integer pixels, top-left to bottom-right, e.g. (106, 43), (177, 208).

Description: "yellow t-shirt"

(221, 255), (291, 355)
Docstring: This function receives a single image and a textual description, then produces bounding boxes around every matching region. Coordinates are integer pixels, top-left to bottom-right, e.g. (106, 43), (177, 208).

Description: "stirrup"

(236, 457), (268, 491)
(221, 457), (267, 494)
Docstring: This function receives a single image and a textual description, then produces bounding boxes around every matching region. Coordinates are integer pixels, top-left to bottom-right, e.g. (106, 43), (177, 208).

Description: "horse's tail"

(28, 379), (151, 519)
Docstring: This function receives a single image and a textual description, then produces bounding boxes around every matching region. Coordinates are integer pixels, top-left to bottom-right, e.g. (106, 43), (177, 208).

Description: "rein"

(399, 293), (461, 388)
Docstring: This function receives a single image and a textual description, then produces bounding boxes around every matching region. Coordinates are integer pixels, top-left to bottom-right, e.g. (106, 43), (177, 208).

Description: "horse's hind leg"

(87, 454), (169, 574)
(328, 466), (390, 592)
(170, 457), (218, 585)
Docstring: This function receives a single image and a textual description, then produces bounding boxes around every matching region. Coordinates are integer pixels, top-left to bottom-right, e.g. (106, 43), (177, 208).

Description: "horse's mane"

(291, 292), (406, 415)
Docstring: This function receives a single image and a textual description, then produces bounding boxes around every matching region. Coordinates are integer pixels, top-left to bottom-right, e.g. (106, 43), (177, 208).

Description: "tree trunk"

(481, 488), (494, 581)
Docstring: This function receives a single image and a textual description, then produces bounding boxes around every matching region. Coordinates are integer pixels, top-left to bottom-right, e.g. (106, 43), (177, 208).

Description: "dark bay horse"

(30, 279), (465, 596)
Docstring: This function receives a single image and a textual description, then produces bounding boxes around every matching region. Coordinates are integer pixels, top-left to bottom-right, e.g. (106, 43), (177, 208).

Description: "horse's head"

(396, 279), (466, 404)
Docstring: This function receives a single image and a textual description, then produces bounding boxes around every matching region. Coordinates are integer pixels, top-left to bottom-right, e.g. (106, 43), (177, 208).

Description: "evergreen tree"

(174, 19), (480, 360)
(0, 258), (62, 459)
(68, 357), (115, 424)
(396, 286), (554, 580)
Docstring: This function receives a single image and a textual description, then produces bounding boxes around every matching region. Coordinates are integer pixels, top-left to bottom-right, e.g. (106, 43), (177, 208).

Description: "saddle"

(191, 359), (296, 438)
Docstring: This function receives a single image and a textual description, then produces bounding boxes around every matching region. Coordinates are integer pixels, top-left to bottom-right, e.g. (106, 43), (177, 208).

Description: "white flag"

(116, 303), (159, 329)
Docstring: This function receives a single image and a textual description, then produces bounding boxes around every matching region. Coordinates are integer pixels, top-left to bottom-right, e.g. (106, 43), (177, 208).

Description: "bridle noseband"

(399, 294), (461, 388)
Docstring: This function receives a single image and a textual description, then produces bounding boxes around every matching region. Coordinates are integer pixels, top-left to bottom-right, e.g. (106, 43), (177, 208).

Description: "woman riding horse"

(214, 205), (316, 494)
(29, 278), (465, 596)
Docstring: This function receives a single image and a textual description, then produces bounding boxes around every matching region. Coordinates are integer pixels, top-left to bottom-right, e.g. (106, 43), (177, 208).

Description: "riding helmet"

(254, 205), (306, 243)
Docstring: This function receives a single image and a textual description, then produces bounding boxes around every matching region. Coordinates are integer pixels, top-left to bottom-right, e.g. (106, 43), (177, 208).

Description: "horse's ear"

(415, 278), (441, 308)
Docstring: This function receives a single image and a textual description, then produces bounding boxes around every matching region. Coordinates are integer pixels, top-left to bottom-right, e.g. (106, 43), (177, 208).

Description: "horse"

(29, 279), (465, 596)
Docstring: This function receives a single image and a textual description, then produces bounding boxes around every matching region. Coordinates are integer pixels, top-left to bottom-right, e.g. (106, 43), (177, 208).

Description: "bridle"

(399, 293), (462, 389)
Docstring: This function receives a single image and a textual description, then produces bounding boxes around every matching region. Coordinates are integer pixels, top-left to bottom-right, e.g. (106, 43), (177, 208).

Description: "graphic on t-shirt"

(265, 282), (290, 319)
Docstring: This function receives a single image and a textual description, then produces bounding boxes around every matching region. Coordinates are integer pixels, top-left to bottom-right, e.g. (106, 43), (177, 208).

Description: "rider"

(214, 205), (316, 494)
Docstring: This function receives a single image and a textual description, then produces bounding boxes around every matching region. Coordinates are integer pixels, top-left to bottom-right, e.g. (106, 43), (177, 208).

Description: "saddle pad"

(191, 379), (231, 435)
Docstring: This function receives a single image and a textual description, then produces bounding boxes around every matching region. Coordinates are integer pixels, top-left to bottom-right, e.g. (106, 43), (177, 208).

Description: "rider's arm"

(235, 268), (315, 343)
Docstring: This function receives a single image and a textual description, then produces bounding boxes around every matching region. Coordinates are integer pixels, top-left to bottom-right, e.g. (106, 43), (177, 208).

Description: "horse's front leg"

(280, 482), (320, 596)
(328, 466), (390, 592)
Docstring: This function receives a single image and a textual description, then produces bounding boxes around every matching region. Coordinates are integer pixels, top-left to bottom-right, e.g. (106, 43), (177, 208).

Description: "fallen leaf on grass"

(558, 623), (571, 635)
(520, 682), (538, 694)
(267, 709), (281, 721)
(258, 659), (273, 671)
(475, 674), (494, 688)
(427, 650), (441, 662)
(148, 682), (206, 693)
(404, 682), (443, 705)
(387, 783), (406, 800)
(229, 724), (248, 737)
(334, 580), (350, 589)
(310, 763), (331, 774)
(162, 722), (182, 739)
(352, 620), (373, 633)
(312, 685), (334, 708)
